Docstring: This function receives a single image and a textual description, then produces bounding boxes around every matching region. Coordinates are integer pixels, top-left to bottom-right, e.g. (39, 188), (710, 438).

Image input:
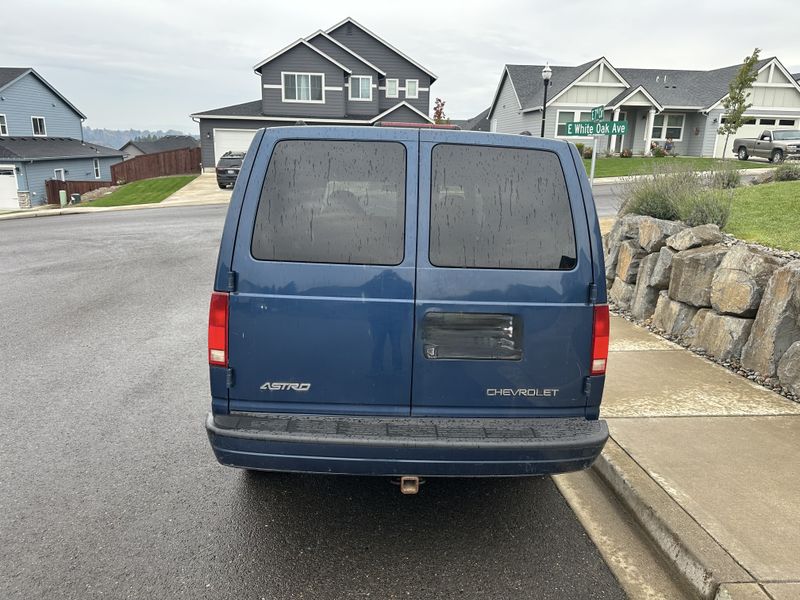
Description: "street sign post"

(564, 116), (629, 187)
(589, 107), (604, 185)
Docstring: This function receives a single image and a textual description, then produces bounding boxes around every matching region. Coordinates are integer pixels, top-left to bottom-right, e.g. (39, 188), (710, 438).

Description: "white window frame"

(93, 158), (101, 179)
(385, 78), (399, 99)
(349, 75), (373, 101)
(0, 114), (7, 136)
(651, 113), (685, 142)
(405, 79), (419, 99)
(53, 168), (65, 181)
(32, 116), (47, 137)
(281, 72), (325, 104)
(555, 109), (594, 138)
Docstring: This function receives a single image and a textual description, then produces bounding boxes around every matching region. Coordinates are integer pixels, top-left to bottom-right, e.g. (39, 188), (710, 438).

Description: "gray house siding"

(16, 156), (119, 206)
(259, 44), (347, 118)
(327, 23), (431, 115)
(489, 74), (525, 135)
(0, 73), (82, 138)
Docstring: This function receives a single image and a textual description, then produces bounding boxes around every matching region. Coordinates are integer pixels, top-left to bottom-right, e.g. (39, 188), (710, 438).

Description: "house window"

(53, 168), (65, 181)
(652, 114), (684, 141)
(0, 114), (7, 136)
(779, 119), (796, 127)
(32, 116), (47, 136)
(556, 110), (593, 136)
(385, 79), (399, 98)
(759, 118), (776, 126)
(282, 73), (324, 103)
(93, 159), (101, 179)
(405, 79), (419, 99)
(349, 76), (372, 101)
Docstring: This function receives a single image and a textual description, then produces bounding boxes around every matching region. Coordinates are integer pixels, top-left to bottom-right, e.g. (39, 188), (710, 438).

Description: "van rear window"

(251, 140), (406, 265)
(429, 144), (577, 270)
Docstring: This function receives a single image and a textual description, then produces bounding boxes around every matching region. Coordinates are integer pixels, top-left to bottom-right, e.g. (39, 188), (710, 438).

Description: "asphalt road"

(0, 207), (626, 600)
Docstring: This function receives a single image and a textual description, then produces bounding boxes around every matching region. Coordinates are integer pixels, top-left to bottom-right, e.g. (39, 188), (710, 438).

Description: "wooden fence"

(111, 147), (201, 183)
(45, 179), (113, 204)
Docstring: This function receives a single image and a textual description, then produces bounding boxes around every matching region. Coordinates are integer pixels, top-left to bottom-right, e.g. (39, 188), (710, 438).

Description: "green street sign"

(591, 106), (605, 121)
(565, 120), (628, 136)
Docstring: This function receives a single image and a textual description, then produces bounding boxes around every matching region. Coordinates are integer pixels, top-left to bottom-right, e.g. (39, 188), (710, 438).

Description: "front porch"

(603, 106), (707, 157)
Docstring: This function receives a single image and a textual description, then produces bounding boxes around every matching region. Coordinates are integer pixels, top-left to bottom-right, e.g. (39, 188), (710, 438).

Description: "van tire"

(771, 149), (784, 164)
(737, 147), (748, 161)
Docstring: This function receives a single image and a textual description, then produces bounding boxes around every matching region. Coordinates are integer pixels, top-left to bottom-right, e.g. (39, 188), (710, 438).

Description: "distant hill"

(83, 127), (198, 150)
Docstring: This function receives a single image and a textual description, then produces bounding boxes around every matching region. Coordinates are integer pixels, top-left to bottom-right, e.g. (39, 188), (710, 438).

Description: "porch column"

(644, 108), (655, 155)
(609, 107), (621, 154)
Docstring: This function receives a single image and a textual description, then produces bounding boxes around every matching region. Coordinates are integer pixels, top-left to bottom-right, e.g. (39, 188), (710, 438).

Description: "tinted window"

(429, 144), (576, 270)
(252, 140), (406, 265)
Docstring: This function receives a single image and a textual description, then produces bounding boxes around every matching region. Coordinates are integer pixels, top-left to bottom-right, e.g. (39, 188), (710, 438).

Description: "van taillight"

(208, 292), (229, 366)
(591, 304), (610, 375)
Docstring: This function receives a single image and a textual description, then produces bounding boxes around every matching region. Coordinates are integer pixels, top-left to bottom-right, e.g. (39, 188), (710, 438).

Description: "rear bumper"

(205, 413), (608, 477)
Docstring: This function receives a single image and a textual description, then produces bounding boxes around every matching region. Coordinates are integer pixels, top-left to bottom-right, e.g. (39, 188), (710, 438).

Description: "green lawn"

(581, 157), (773, 179)
(81, 175), (197, 207)
(726, 180), (800, 251)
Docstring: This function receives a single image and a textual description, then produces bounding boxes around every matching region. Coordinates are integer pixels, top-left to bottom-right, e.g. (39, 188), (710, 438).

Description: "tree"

(433, 98), (447, 124)
(718, 48), (761, 159)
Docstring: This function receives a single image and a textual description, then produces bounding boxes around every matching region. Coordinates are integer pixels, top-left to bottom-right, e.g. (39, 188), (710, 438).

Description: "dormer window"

(349, 76), (372, 101)
(282, 73), (324, 103)
(32, 116), (47, 136)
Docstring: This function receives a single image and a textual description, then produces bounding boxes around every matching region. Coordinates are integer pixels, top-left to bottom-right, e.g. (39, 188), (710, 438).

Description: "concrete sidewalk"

(598, 316), (800, 599)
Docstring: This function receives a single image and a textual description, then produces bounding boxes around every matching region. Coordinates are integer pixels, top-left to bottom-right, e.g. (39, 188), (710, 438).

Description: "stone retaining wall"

(604, 215), (800, 397)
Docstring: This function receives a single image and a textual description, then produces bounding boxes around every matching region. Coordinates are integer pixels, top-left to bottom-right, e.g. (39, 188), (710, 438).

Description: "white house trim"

(253, 39), (352, 74)
(325, 17), (437, 80)
(370, 101), (434, 124)
(608, 85), (665, 112)
(305, 30), (387, 76)
(546, 58), (631, 107)
(706, 57), (800, 111)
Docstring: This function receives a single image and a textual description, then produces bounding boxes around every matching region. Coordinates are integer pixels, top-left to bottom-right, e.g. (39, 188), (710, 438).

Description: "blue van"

(206, 125), (609, 484)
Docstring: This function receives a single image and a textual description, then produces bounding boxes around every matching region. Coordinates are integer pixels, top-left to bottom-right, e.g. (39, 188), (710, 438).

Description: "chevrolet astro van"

(205, 124), (609, 486)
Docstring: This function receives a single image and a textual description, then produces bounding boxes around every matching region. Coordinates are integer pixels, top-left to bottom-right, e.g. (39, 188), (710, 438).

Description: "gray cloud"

(4, 0), (798, 131)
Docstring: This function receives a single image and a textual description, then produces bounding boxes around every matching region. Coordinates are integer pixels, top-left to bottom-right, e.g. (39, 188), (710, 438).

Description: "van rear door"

(412, 131), (595, 417)
(226, 127), (418, 415)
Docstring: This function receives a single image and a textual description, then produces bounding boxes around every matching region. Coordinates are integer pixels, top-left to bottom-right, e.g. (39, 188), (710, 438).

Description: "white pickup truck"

(733, 129), (800, 163)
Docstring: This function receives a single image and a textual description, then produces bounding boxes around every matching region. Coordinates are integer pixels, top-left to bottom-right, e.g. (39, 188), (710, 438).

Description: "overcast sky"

(5, 0), (799, 132)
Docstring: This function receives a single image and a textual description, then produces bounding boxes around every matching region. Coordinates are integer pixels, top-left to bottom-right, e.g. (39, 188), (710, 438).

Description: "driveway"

(161, 172), (232, 204)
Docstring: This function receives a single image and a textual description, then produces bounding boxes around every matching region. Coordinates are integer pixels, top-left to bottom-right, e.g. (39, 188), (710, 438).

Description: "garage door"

(714, 116), (799, 158)
(213, 129), (258, 164)
(0, 166), (19, 209)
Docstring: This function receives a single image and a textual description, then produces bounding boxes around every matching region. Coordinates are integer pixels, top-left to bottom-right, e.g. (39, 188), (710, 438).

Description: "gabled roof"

(0, 137), (121, 161)
(252, 39), (351, 74)
(794, 72), (800, 81)
(0, 67), (86, 119)
(372, 101), (433, 124)
(325, 17), (437, 81)
(607, 85), (664, 112)
(120, 135), (199, 154)
(304, 31), (386, 76)
(451, 107), (490, 131)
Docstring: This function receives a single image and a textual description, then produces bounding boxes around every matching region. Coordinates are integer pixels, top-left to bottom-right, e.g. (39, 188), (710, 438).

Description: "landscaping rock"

(693, 312), (754, 361)
(605, 216), (647, 281)
(652, 291), (699, 336)
(777, 341), (800, 396)
(741, 261), (800, 376)
(682, 308), (713, 346)
(666, 224), (723, 251)
(630, 253), (660, 320)
(668, 246), (728, 307)
(638, 218), (685, 252)
(649, 247), (675, 289)
(710, 246), (780, 317)
(609, 277), (636, 310)
(616, 240), (648, 283)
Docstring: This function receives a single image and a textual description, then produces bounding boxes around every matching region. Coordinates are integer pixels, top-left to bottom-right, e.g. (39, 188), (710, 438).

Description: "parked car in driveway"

(215, 151), (245, 189)
(205, 125), (609, 490)
(733, 129), (800, 163)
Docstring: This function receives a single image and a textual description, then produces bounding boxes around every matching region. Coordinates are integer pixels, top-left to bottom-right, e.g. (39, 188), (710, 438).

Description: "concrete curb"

(0, 199), (229, 221)
(593, 439), (753, 600)
(592, 166), (775, 186)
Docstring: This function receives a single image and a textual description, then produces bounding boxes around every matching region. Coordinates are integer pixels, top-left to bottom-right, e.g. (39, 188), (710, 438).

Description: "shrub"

(620, 148), (633, 158)
(575, 143), (585, 156)
(775, 162), (800, 181)
(583, 146), (593, 159)
(710, 161), (742, 189)
(651, 146), (667, 158)
(679, 188), (732, 228)
(618, 165), (701, 221)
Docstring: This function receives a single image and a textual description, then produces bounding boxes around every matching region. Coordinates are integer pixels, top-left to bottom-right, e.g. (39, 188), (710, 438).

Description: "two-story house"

(0, 68), (123, 209)
(191, 17), (437, 168)
(487, 56), (800, 157)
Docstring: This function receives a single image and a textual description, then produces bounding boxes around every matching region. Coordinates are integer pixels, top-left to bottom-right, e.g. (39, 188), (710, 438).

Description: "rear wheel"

(737, 147), (749, 161)
(771, 149), (784, 164)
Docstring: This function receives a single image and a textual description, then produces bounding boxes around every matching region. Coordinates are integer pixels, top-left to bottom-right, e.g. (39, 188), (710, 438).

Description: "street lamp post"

(540, 63), (552, 138)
